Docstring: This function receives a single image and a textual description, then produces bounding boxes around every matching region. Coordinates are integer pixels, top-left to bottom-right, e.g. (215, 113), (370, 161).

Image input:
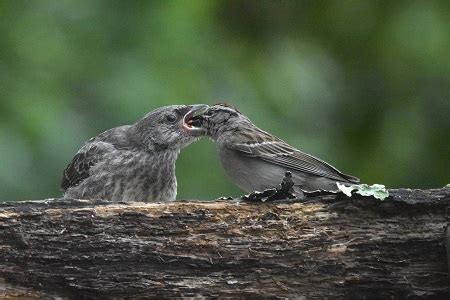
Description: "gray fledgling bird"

(61, 104), (208, 202)
(193, 104), (359, 194)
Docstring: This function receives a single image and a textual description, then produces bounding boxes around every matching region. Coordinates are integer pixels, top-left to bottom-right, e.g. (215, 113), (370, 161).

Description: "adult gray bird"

(191, 104), (359, 194)
(61, 104), (208, 202)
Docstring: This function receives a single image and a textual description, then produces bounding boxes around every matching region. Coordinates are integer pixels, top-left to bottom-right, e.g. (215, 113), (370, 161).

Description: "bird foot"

(241, 171), (299, 202)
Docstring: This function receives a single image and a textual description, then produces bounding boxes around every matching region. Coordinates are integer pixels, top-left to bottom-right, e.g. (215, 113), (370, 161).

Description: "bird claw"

(241, 171), (298, 202)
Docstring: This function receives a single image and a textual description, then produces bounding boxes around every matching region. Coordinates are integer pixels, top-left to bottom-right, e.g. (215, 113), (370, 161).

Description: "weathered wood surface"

(0, 188), (449, 299)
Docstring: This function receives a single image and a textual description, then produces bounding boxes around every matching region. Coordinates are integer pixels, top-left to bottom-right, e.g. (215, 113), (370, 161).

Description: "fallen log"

(0, 188), (449, 298)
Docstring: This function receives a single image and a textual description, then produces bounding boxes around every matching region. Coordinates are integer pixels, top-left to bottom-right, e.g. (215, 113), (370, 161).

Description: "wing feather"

(231, 140), (359, 183)
(61, 141), (115, 190)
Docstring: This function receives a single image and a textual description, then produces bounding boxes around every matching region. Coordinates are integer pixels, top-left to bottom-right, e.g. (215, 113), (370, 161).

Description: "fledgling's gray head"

(132, 104), (209, 152)
(192, 104), (254, 140)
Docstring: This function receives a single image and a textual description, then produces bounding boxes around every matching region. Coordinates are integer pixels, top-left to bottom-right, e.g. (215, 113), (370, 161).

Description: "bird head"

(189, 104), (252, 140)
(133, 104), (209, 152)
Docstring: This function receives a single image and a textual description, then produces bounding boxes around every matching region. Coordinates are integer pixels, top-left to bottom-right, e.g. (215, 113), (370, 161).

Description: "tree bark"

(1, 188), (449, 299)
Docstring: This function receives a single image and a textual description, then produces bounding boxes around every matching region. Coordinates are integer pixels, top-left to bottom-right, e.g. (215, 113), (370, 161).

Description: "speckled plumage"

(62, 105), (205, 202)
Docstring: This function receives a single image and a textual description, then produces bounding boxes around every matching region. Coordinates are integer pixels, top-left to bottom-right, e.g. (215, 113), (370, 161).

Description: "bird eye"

(165, 114), (177, 123)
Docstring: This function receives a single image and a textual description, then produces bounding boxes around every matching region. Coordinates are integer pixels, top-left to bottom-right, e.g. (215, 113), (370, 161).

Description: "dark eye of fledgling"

(165, 114), (177, 123)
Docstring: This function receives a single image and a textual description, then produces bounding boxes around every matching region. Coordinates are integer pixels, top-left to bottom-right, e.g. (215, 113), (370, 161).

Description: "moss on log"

(0, 188), (449, 298)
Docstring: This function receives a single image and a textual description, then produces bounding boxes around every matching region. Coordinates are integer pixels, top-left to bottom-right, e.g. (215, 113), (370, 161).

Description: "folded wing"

(61, 141), (115, 190)
(232, 139), (359, 183)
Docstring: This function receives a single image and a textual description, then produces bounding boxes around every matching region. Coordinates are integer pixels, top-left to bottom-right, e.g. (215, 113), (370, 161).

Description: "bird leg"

(241, 171), (299, 202)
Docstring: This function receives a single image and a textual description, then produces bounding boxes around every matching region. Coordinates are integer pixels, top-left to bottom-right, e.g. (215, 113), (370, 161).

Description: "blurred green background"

(0, 0), (449, 201)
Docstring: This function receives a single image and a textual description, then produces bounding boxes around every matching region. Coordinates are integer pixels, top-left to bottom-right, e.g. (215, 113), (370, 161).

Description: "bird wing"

(231, 140), (359, 183)
(61, 141), (115, 191)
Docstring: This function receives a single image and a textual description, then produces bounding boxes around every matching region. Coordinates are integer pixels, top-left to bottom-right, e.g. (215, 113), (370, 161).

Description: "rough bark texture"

(0, 188), (449, 299)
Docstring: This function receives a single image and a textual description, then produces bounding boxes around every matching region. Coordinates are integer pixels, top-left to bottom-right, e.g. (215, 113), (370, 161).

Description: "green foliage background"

(0, 0), (449, 201)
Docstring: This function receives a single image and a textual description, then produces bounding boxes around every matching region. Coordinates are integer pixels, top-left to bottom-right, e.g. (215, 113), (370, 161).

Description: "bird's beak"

(182, 104), (209, 136)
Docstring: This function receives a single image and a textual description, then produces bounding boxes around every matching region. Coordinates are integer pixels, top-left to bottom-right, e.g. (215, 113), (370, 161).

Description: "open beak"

(182, 104), (209, 136)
